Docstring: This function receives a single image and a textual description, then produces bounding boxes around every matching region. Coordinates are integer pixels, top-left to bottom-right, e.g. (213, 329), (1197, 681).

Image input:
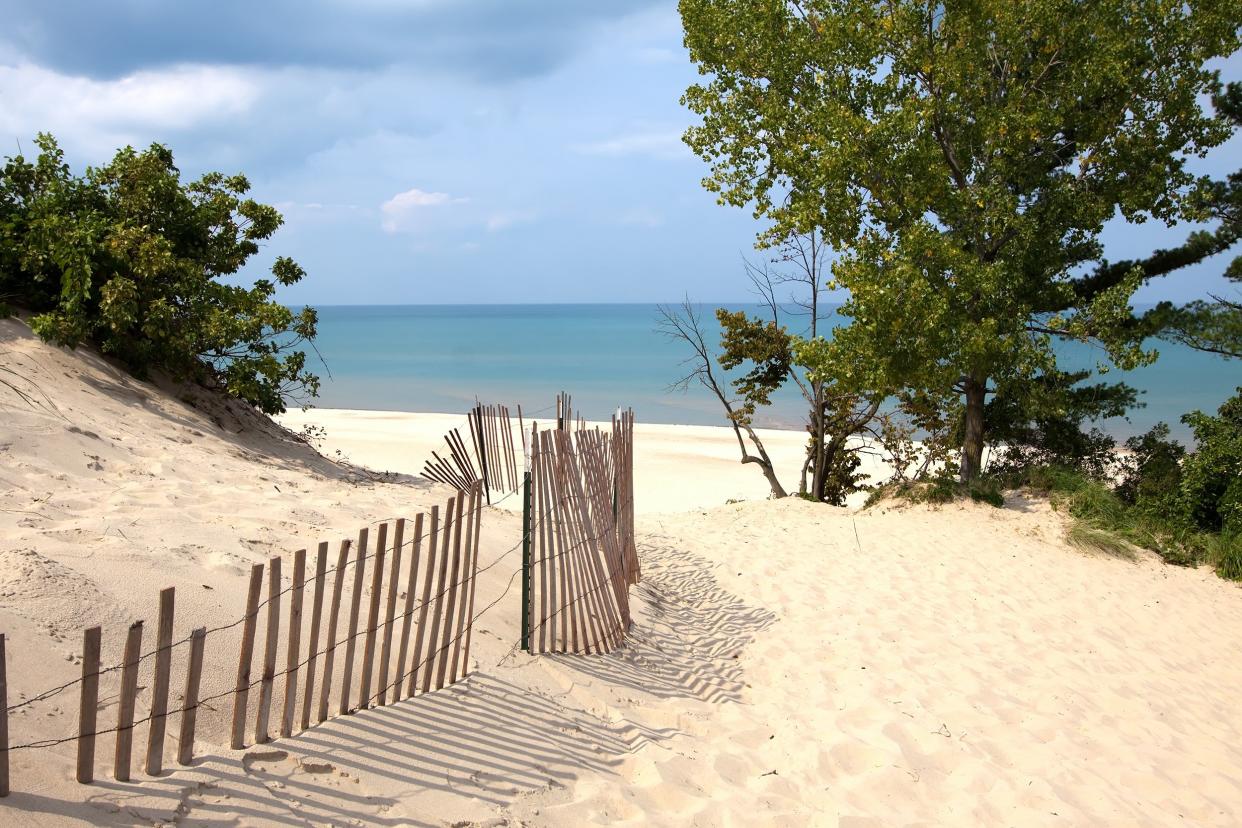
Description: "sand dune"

(2, 317), (1241, 826)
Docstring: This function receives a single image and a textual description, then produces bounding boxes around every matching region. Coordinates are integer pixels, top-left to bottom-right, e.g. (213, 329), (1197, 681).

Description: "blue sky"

(0, 1), (1238, 306)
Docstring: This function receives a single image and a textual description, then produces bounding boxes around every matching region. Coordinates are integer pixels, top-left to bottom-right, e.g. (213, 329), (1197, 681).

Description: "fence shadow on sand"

(547, 541), (778, 706)
(7, 673), (673, 827)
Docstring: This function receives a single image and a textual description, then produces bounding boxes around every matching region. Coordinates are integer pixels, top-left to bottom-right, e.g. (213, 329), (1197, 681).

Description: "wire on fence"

(4, 485), (515, 716)
(4, 484), (628, 752)
(3, 401), (636, 784)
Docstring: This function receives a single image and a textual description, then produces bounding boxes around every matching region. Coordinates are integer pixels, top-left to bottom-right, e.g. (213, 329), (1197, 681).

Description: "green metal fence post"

(520, 469), (532, 652)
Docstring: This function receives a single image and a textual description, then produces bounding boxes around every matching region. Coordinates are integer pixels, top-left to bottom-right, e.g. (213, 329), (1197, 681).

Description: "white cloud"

(0, 62), (258, 156)
(485, 210), (537, 232)
(572, 129), (685, 160)
(380, 186), (466, 232)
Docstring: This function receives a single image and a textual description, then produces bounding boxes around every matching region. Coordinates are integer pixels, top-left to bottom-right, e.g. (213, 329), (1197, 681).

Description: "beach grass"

(1022, 467), (1240, 578)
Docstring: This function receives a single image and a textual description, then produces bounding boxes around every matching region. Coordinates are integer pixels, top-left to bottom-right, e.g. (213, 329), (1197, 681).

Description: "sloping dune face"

(2, 316), (1242, 826)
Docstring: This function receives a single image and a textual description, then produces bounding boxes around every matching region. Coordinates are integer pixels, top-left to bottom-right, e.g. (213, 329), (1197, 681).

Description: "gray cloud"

(0, 0), (664, 81)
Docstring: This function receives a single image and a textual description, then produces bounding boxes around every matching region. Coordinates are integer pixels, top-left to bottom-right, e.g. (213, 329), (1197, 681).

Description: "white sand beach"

(275, 407), (853, 514)
(3, 317), (1242, 826)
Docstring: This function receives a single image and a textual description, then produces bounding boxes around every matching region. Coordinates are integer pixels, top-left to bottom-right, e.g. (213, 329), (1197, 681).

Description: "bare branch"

(656, 300), (788, 497)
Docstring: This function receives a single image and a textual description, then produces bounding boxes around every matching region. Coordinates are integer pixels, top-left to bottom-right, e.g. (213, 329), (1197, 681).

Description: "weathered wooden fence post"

(231, 563), (264, 749)
(459, 484), (485, 676)
(378, 518), (404, 705)
(449, 485), (478, 683)
(114, 620), (143, 780)
(0, 633), (7, 797)
(340, 528), (369, 714)
(146, 587), (175, 776)
(76, 625), (102, 783)
(177, 627), (207, 765)
(394, 512), (425, 701)
(301, 541), (329, 731)
(254, 557), (281, 744)
(359, 523), (388, 708)
(408, 506), (439, 698)
(421, 498), (454, 694)
(280, 548), (306, 738)
(433, 497), (465, 691)
(521, 461), (532, 652)
(318, 539), (351, 723)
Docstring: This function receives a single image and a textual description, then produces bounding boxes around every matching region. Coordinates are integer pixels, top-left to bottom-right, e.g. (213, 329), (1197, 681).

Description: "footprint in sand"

(241, 749), (290, 774)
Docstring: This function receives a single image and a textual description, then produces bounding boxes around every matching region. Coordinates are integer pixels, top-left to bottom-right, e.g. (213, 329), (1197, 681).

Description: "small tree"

(681, 0), (1241, 482)
(658, 300), (790, 497)
(661, 229), (888, 505)
(0, 134), (319, 414)
(728, 230), (886, 502)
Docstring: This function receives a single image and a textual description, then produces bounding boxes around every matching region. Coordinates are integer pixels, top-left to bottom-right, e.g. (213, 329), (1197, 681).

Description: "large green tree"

(680, 0), (1240, 481)
(0, 134), (318, 414)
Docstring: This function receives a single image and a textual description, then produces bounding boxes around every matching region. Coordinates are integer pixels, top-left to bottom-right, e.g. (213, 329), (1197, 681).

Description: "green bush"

(0, 134), (318, 414)
(1180, 389), (1242, 534)
(984, 369), (1135, 481)
(968, 477), (1004, 507)
(902, 471), (961, 505)
(1116, 423), (1186, 509)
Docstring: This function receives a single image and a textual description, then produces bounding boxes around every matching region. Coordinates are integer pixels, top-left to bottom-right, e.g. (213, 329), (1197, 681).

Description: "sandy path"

(498, 499), (1242, 826)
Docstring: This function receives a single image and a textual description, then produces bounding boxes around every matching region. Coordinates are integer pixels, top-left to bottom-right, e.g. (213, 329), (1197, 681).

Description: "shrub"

(1180, 389), (1242, 534)
(1018, 464), (1084, 495)
(968, 477), (1005, 508)
(0, 134), (318, 414)
(870, 469), (975, 507)
(984, 369), (1135, 481)
(1115, 423), (1186, 512)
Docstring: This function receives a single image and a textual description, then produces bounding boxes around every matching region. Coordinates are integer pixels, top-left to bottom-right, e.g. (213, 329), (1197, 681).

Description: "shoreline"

(296, 400), (813, 433)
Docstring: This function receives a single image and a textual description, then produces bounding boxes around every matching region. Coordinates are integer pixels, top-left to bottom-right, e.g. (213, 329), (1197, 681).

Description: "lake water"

(306, 304), (1237, 443)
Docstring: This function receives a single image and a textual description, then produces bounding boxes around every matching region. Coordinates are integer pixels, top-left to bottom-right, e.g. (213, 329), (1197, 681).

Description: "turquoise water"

(307, 304), (1237, 442)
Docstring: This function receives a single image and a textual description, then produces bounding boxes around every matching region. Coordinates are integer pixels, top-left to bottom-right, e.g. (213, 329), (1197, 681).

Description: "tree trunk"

(959, 375), (987, 483)
(737, 422), (788, 499)
(743, 452), (788, 498)
(758, 462), (788, 499)
(810, 383), (826, 501)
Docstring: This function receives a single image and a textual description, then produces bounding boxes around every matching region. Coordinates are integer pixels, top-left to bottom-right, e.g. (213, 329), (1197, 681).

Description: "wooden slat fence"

(422, 403), (522, 503)
(525, 408), (638, 654)
(1, 395), (638, 798)
(0, 482), (485, 794)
